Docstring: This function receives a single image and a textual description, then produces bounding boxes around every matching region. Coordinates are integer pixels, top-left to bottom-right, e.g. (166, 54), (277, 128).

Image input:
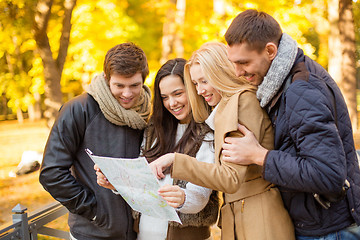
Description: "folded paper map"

(86, 149), (181, 223)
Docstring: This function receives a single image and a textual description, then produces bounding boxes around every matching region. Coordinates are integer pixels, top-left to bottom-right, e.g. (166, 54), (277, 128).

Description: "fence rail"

(0, 202), (69, 240)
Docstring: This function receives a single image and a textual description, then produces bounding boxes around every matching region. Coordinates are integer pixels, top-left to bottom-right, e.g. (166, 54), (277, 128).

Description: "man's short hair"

(225, 9), (282, 52)
(103, 42), (149, 82)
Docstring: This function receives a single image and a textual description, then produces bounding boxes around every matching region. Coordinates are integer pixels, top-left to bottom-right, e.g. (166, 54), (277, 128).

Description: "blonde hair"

(184, 42), (255, 122)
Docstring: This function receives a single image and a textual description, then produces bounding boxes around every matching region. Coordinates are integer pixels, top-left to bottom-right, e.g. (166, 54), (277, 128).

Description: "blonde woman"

(150, 42), (295, 240)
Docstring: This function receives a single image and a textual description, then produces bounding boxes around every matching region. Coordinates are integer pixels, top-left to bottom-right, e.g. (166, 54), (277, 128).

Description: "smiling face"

(227, 42), (273, 86)
(109, 72), (143, 109)
(159, 75), (191, 123)
(189, 64), (221, 107)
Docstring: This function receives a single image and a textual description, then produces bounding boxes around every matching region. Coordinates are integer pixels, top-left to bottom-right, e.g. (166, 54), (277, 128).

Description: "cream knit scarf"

(87, 73), (151, 130)
(256, 33), (298, 107)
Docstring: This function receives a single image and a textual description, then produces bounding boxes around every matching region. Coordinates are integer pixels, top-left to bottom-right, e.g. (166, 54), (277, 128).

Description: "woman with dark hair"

(96, 58), (219, 240)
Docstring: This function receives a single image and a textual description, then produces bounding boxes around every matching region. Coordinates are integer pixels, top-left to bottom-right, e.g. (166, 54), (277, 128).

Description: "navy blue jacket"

(264, 49), (360, 236)
(40, 93), (141, 240)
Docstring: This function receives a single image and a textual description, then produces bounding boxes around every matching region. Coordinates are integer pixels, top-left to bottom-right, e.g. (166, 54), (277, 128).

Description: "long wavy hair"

(143, 58), (212, 162)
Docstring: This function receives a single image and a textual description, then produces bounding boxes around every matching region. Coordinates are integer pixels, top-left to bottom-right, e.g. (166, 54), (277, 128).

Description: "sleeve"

(178, 132), (214, 214)
(264, 80), (347, 195)
(172, 92), (271, 193)
(39, 99), (97, 220)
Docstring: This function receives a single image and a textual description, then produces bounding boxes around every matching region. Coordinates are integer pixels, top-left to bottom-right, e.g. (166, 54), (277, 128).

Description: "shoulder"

(224, 88), (257, 108)
(61, 93), (96, 109)
(237, 89), (263, 112)
(56, 93), (101, 128)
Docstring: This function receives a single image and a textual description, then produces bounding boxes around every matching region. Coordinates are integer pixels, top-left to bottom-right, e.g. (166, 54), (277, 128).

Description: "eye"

(130, 83), (141, 88)
(237, 61), (248, 66)
(202, 80), (208, 84)
(192, 81), (198, 86)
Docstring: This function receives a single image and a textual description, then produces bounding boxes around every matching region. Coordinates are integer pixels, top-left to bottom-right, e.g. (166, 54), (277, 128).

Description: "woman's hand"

(158, 184), (185, 208)
(149, 153), (175, 179)
(94, 164), (115, 190)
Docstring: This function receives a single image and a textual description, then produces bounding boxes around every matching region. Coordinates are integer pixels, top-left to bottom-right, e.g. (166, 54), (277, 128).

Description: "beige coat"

(171, 89), (294, 240)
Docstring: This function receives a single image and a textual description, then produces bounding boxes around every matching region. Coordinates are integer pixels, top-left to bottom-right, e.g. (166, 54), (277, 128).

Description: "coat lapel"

(214, 91), (246, 163)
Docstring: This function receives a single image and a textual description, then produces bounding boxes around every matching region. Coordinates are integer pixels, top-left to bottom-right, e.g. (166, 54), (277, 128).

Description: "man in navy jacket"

(222, 9), (360, 239)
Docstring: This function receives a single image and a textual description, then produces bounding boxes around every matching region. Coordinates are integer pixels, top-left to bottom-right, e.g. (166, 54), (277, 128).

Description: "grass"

(0, 119), (69, 239)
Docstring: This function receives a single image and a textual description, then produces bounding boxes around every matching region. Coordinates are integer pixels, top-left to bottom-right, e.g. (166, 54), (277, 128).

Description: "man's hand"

(158, 184), (185, 208)
(149, 153), (175, 179)
(222, 124), (268, 166)
(94, 164), (115, 190)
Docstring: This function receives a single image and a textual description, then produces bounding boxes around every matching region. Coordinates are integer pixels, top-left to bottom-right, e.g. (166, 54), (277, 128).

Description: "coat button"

(352, 208), (355, 212)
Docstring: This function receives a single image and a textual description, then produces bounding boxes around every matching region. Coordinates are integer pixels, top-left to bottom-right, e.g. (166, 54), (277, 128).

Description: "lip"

(171, 106), (184, 114)
(120, 98), (133, 103)
(203, 94), (212, 102)
(244, 74), (255, 82)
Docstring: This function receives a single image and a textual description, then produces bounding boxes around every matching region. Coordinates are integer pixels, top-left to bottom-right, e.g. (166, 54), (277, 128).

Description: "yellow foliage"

(20, 39), (37, 52)
(0, 0), (358, 115)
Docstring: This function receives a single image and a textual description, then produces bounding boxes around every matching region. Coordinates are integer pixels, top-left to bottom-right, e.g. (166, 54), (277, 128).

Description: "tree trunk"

(16, 107), (24, 124)
(33, 0), (76, 127)
(33, 92), (42, 120)
(328, 0), (342, 82)
(213, 0), (225, 15)
(339, 0), (357, 131)
(328, 0), (358, 131)
(160, 0), (186, 64)
(28, 104), (35, 121)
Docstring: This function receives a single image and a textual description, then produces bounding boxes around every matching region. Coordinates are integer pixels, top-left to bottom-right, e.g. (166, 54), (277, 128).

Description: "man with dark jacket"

(39, 42), (151, 240)
(221, 9), (360, 239)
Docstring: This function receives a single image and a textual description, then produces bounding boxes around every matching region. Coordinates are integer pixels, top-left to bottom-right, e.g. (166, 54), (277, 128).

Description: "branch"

(57, 0), (77, 74)
(33, 0), (53, 48)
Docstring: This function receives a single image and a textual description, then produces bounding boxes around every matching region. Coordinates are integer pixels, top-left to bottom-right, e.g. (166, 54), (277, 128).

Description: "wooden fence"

(0, 202), (69, 240)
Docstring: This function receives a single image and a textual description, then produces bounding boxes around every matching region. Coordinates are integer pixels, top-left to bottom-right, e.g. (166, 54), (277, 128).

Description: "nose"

(196, 85), (205, 96)
(122, 88), (132, 98)
(169, 97), (177, 107)
(234, 65), (245, 77)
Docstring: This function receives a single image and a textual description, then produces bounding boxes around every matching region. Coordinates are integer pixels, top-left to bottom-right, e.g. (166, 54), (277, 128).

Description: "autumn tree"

(0, 0), (43, 122)
(328, 0), (357, 131)
(33, 0), (76, 127)
(160, 0), (186, 64)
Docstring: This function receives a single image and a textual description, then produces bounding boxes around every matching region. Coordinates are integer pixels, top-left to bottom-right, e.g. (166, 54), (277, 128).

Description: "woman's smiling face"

(159, 75), (191, 124)
(189, 64), (221, 107)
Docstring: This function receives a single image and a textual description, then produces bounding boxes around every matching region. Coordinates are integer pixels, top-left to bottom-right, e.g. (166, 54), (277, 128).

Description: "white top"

(137, 123), (215, 240)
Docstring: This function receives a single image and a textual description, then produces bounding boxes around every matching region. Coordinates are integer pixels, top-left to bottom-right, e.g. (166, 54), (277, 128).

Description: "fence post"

(12, 204), (30, 240)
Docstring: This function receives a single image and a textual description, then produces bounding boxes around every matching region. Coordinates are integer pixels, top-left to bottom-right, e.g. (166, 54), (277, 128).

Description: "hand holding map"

(86, 149), (181, 224)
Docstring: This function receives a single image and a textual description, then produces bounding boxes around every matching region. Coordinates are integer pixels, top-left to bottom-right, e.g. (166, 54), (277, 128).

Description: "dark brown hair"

(143, 58), (212, 162)
(225, 9), (282, 52)
(103, 42), (149, 82)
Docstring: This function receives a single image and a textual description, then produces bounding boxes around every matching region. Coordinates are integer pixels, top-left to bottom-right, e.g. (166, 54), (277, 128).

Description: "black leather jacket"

(39, 93), (143, 240)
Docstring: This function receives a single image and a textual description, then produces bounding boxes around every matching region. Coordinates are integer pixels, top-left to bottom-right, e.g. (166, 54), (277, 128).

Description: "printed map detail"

(86, 149), (181, 223)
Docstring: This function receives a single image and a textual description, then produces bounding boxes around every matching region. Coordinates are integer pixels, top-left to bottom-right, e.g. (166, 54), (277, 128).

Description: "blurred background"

(1, 0), (360, 239)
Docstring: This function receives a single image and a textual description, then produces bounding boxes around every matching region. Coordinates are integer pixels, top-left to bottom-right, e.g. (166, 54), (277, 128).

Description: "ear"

(265, 42), (277, 61)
